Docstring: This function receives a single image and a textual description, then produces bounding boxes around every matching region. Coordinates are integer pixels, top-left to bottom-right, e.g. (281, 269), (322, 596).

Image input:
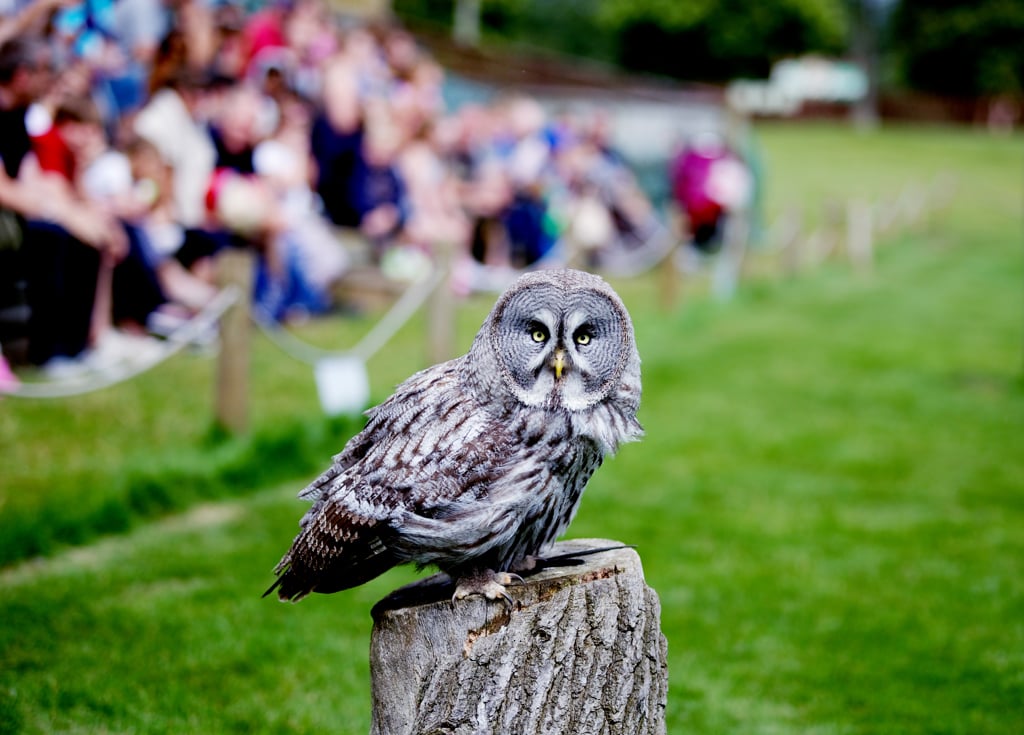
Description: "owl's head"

(476, 268), (640, 412)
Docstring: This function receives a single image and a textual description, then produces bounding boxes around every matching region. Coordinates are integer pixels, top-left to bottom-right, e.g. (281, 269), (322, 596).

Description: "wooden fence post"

(369, 539), (668, 735)
(769, 206), (802, 276)
(428, 243), (456, 365)
(660, 204), (686, 310)
(817, 199), (845, 263)
(846, 199), (875, 274)
(779, 206), (807, 277)
(215, 248), (254, 434)
(711, 206), (750, 301)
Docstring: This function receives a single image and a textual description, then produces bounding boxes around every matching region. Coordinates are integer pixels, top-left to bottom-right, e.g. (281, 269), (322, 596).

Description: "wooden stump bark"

(369, 539), (668, 735)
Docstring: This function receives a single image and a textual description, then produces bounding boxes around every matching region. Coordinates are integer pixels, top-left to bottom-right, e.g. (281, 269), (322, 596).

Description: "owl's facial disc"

(491, 285), (627, 410)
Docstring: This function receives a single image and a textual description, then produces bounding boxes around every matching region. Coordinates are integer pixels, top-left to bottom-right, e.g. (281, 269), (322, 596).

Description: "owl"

(264, 268), (642, 604)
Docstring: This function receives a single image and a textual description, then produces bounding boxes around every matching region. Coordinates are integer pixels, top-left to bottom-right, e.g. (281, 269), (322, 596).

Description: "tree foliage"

(395, 0), (850, 82)
(599, 0), (849, 80)
(890, 0), (1024, 97)
(397, 0), (1024, 98)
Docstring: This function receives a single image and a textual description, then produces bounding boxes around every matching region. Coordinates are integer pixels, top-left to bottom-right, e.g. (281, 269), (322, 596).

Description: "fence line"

(755, 173), (956, 283)
(253, 263), (448, 366)
(653, 173), (956, 313)
(2, 286), (240, 399)
(2, 173), (954, 406)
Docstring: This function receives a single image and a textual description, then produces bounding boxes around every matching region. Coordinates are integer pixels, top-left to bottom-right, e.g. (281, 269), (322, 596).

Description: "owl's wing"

(293, 422), (377, 505)
(265, 472), (406, 601)
(266, 361), (527, 601)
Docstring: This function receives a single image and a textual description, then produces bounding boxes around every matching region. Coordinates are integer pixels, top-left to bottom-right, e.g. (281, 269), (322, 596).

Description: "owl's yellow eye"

(575, 332), (591, 346)
(531, 329), (548, 343)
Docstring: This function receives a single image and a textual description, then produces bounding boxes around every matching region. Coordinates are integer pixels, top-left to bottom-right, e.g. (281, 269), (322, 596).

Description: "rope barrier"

(592, 219), (679, 278)
(2, 174), (952, 401)
(1, 286), (241, 399)
(253, 265), (447, 366)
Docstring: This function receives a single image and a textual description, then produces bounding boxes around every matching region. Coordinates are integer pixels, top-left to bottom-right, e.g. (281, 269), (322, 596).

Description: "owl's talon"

(451, 569), (519, 607)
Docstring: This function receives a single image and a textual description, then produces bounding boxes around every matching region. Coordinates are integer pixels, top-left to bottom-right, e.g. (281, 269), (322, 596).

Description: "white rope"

(254, 265), (447, 366)
(2, 286), (241, 399)
(593, 219), (678, 278)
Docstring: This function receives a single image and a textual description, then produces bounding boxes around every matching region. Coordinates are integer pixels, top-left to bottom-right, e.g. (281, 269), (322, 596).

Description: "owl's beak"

(552, 348), (567, 380)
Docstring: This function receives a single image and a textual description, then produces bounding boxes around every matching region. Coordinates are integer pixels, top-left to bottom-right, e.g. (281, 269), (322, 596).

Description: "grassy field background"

(1, 123), (1022, 734)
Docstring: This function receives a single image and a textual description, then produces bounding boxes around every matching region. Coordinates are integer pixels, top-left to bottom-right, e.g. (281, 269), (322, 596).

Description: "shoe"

(40, 355), (93, 380)
(0, 353), (20, 392)
(86, 330), (165, 371)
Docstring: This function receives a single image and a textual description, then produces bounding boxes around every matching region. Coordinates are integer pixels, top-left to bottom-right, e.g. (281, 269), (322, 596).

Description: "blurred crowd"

(0, 0), (677, 380)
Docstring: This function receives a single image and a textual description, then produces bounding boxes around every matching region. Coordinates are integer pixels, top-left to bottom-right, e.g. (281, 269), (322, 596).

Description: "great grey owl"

(264, 268), (642, 604)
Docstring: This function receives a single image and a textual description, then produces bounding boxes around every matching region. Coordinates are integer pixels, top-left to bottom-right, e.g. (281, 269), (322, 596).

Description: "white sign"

(314, 356), (370, 417)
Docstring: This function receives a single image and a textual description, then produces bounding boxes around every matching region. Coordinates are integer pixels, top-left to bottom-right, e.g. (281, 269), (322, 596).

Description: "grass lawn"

(1, 122), (1022, 734)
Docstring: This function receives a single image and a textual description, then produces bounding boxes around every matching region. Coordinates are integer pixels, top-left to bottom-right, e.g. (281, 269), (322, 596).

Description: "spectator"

(173, 0), (218, 73)
(471, 95), (557, 269)
(208, 83), (269, 174)
(0, 38), (143, 372)
(1, 0), (670, 372)
(0, 0), (75, 50)
(670, 131), (753, 253)
(398, 122), (469, 255)
(350, 101), (407, 251)
(60, 98), (217, 317)
(51, 98), (170, 350)
(0, 349), (17, 390)
(26, 59), (95, 188)
(134, 67), (217, 229)
(311, 50), (364, 227)
(252, 89), (350, 320)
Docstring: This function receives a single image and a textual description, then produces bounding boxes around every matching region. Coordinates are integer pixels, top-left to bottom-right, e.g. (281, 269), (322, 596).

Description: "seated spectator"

(59, 99), (217, 318)
(670, 131), (753, 253)
(135, 67), (218, 230)
(468, 95), (557, 270)
(0, 350), (17, 390)
(134, 66), (233, 285)
(50, 98), (172, 353)
(175, 0), (218, 73)
(350, 102), (407, 252)
(207, 7), (248, 81)
(25, 58), (91, 184)
(0, 38), (155, 373)
(208, 83), (272, 175)
(398, 122), (469, 256)
(252, 89), (349, 320)
(204, 81), (348, 323)
(445, 106), (511, 270)
(311, 50), (365, 227)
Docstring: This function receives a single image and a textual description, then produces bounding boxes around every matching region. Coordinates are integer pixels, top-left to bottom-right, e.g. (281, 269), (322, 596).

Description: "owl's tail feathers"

(262, 563), (313, 602)
(530, 544), (637, 572)
(262, 545), (399, 601)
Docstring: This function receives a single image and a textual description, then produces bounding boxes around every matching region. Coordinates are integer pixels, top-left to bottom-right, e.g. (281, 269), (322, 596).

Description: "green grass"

(1, 122), (1023, 733)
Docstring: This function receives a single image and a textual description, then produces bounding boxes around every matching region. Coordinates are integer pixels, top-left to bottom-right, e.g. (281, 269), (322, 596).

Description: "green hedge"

(0, 416), (360, 568)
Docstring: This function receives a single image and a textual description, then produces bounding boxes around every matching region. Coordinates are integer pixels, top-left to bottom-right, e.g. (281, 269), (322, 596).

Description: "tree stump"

(369, 539), (668, 735)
